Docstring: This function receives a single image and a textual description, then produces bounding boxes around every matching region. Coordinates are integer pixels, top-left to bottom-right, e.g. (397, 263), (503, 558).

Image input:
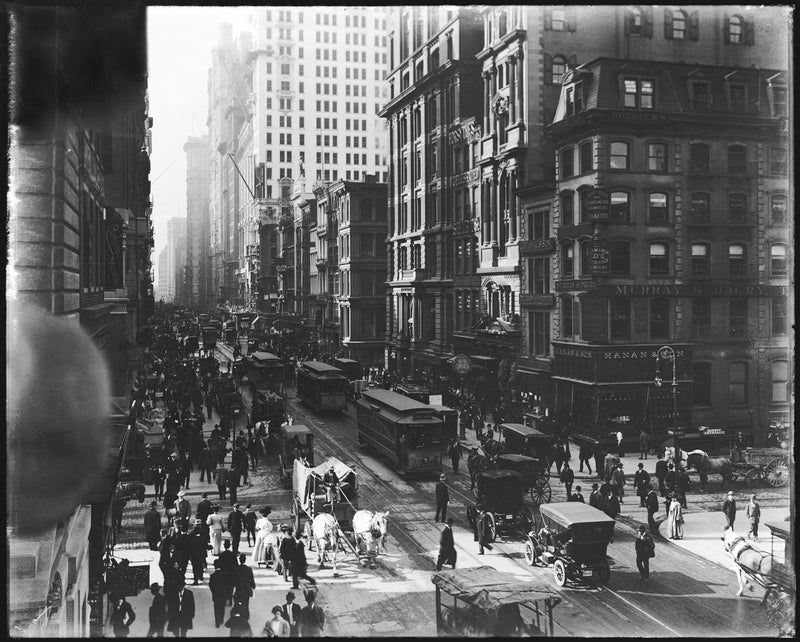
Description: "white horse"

(723, 526), (771, 597)
(311, 513), (340, 577)
(352, 510), (389, 569)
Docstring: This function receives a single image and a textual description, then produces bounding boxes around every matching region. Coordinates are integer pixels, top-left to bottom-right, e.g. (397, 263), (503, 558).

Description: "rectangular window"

(692, 363), (712, 406)
(691, 244), (710, 275)
(529, 210), (548, 240)
(690, 193), (710, 222)
(772, 86), (787, 117)
(649, 243), (669, 275)
(560, 192), (574, 226)
(728, 146), (747, 174)
(691, 82), (710, 112)
(609, 241), (630, 274)
(649, 192), (668, 224)
(623, 78), (654, 108)
(610, 141), (629, 169)
(610, 192), (630, 223)
(771, 195), (787, 224)
(693, 298), (711, 337)
(530, 312), (551, 356)
(771, 360), (789, 402)
(729, 362), (748, 405)
(610, 298), (630, 339)
(533, 258), (550, 294)
(770, 148), (787, 175)
(729, 194), (747, 223)
(690, 143), (710, 173)
(579, 142), (592, 173)
(729, 298), (747, 338)
(650, 298), (669, 339)
(772, 298), (788, 335)
(730, 84), (747, 111)
(561, 148), (574, 178)
(561, 297), (573, 337)
(648, 143), (668, 171)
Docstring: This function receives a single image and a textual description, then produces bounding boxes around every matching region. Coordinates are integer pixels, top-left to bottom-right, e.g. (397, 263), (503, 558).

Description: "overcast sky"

(147, 6), (253, 253)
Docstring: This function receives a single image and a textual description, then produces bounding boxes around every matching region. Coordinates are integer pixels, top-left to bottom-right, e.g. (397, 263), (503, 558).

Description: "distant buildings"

(184, 136), (210, 309)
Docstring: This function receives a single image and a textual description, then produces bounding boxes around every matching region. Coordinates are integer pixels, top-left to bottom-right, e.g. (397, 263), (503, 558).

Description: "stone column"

(508, 55), (517, 123)
(489, 66), (497, 135)
(516, 49), (524, 123)
(509, 170), (518, 240)
(481, 180), (490, 244)
(490, 174), (498, 244)
(482, 71), (491, 132)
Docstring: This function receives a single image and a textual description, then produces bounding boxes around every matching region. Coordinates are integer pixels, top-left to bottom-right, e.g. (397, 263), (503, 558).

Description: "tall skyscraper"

(184, 135), (210, 309)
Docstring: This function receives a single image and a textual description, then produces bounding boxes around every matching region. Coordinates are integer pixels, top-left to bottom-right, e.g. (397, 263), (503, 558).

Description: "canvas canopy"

(432, 566), (560, 616)
(539, 502), (615, 527)
(293, 456), (357, 513)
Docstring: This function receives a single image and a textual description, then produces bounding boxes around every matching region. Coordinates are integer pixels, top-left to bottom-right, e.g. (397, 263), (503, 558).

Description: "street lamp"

(654, 345), (680, 462)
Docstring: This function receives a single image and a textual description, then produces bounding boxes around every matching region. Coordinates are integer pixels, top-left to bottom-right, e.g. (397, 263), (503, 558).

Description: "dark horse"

(546, 442), (566, 476)
(467, 444), (501, 489)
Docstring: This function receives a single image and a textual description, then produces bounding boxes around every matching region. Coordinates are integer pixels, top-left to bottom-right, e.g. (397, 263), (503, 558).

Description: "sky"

(147, 6), (253, 254)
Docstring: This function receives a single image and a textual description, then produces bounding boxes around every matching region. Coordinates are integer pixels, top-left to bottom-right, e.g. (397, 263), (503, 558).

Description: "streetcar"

(333, 357), (362, 382)
(296, 361), (349, 413)
(245, 351), (285, 389)
(430, 404), (458, 445)
(356, 388), (443, 475)
(201, 325), (218, 350)
(394, 382), (430, 404)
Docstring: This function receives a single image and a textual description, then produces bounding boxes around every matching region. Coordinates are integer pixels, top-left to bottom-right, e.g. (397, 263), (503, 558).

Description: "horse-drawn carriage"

(524, 502), (615, 587)
(729, 448), (790, 488)
(465, 469), (535, 543)
(278, 424), (315, 489)
(724, 523), (795, 636)
(467, 448), (552, 506)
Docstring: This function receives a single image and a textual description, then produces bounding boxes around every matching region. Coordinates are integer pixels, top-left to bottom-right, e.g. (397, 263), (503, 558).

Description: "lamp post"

(654, 345), (680, 462)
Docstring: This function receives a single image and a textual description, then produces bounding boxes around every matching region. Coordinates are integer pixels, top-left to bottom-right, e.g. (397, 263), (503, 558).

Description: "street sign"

(666, 429), (686, 436)
(453, 354), (471, 377)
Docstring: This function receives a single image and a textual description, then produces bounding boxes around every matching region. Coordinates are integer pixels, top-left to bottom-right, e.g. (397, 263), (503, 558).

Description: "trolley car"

(356, 388), (443, 475)
(245, 351), (285, 389)
(296, 361), (349, 413)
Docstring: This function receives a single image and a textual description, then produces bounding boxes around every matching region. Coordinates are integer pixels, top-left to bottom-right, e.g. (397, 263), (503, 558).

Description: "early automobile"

(524, 502), (615, 587)
(466, 469), (535, 542)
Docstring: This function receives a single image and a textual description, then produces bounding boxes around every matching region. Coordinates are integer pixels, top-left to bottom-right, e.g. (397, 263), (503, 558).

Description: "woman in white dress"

(206, 505), (225, 555)
(667, 495), (684, 539)
(252, 507), (275, 567)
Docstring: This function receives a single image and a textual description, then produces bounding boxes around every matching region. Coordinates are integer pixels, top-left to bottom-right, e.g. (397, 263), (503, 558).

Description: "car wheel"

(524, 540), (537, 566)
(486, 512), (497, 543)
(553, 559), (567, 587)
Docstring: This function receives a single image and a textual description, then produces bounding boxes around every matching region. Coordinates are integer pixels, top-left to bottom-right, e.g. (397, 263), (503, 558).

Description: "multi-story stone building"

(381, 6), (484, 376)
(165, 217), (187, 303)
(184, 135), (210, 309)
(548, 54), (791, 446)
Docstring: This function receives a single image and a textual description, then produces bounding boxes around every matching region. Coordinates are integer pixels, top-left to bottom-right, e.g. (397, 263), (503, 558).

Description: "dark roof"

(500, 423), (549, 438)
(540, 502), (616, 526)
(361, 388), (430, 413)
(300, 361), (344, 374)
(282, 424), (313, 437)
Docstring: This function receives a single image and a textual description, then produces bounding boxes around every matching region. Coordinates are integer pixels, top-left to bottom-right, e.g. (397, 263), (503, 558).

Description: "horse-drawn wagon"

(730, 447), (790, 488)
(467, 449), (552, 505)
(278, 424), (315, 489)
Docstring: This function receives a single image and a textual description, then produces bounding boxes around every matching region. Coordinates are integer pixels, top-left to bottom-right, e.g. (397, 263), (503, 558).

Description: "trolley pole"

(654, 345), (680, 461)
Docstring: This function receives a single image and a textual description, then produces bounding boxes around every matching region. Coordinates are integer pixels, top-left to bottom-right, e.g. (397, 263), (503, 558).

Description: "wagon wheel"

(486, 512), (497, 543)
(745, 468), (761, 487)
(465, 506), (475, 528)
(553, 559), (568, 587)
(520, 506), (535, 533)
(530, 477), (552, 505)
(765, 458), (790, 487)
(524, 539), (538, 566)
(592, 560), (611, 585)
(763, 588), (791, 627)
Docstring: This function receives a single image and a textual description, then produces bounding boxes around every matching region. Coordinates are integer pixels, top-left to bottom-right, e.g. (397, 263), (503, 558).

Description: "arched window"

(729, 193), (748, 223)
(770, 244), (787, 276)
(629, 6), (643, 35)
(610, 191), (630, 223)
(561, 147), (574, 178)
(728, 144), (747, 174)
(728, 243), (746, 275)
(770, 194), (787, 224)
(690, 143), (710, 173)
(729, 15), (743, 43)
(672, 10), (687, 39)
(690, 192), (710, 222)
(579, 238), (592, 275)
(552, 55), (567, 85)
(610, 141), (629, 169)
(649, 242), (669, 275)
(771, 360), (789, 402)
(649, 192), (668, 224)
(560, 191), (574, 226)
(691, 243), (710, 275)
(648, 142), (668, 171)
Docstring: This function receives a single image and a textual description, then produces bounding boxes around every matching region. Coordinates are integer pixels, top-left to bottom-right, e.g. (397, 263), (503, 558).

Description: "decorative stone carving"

(492, 95), (509, 116)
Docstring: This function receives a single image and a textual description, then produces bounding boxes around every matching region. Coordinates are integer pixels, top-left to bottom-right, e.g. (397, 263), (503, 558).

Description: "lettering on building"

(555, 279), (598, 291)
(601, 349), (686, 360)
(610, 110), (668, 122)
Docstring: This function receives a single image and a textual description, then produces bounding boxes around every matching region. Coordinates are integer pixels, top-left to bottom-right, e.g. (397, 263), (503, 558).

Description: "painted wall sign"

(599, 284), (788, 297)
(587, 189), (610, 221)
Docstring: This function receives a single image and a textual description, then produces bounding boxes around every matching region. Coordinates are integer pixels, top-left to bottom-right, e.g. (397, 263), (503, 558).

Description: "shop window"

(770, 194), (787, 224)
(728, 243), (746, 275)
(610, 141), (629, 169)
(610, 298), (630, 339)
(648, 143), (668, 171)
(771, 360), (789, 403)
(692, 362), (712, 406)
(579, 141), (593, 173)
(609, 241), (630, 275)
(770, 244), (787, 276)
(649, 242), (669, 275)
(691, 243), (710, 275)
(772, 299), (788, 336)
(690, 143), (710, 173)
(649, 192), (668, 224)
(729, 362), (748, 405)
(650, 298), (669, 339)
(610, 192), (630, 223)
(729, 297), (747, 338)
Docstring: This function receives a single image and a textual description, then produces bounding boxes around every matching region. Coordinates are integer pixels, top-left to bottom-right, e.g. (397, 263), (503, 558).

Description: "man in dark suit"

(214, 465), (229, 502)
(655, 454), (668, 496)
(172, 525), (192, 576)
(279, 527), (297, 583)
(228, 467), (241, 506)
(434, 474), (449, 522)
(227, 504), (245, 554)
(234, 553), (256, 618)
(144, 502), (163, 551)
(281, 591), (302, 637)
(208, 559), (232, 628)
(167, 579), (195, 637)
(146, 582), (167, 638)
(436, 517), (457, 570)
(189, 523), (207, 585)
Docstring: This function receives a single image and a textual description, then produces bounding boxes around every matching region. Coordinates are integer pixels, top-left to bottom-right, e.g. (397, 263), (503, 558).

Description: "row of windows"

(693, 359), (788, 408)
(557, 239), (789, 278)
(558, 189), (789, 227)
(560, 140), (787, 177)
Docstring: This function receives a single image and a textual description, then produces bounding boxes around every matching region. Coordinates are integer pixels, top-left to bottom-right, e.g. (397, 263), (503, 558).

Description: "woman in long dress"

(667, 495), (684, 539)
(207, 505), (225, 555)
(252, 507), (274, 567)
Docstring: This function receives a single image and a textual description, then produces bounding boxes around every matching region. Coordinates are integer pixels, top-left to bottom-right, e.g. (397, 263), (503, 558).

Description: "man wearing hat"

(166, 578), (195, 637)
(645, 484), (660, 533)
(209, 559), (232, 628)
(227, 503), (245, 554)
(146, 582), (167, 638)
(436, 517), (457, 570)
(322, 464), (340, 504)
(189, 520), (208, 585)
(174, 491), (192, 530)
(655, 452), (668, 496)
(214, 463), (230, 502)
(634, 525), (655, 580)
(722, 490), (737, 530)
(611, 462), (626, 503)
(634, 463), (651, 508)
(434, 474), (449, 523)
(144, 501), (163, 551)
